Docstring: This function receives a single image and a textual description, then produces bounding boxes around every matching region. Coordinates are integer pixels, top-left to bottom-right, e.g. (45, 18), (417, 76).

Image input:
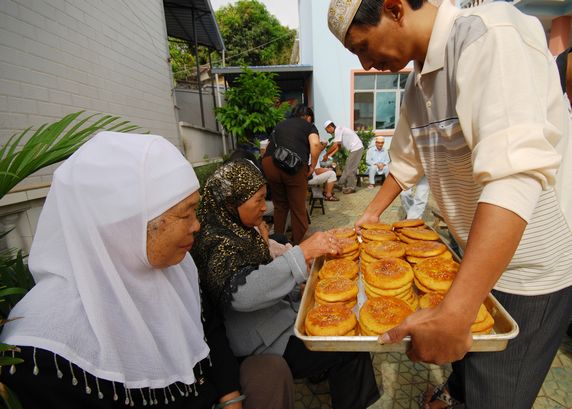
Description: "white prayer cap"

(375, 136), (385, 142)
(323, 120), (334, 129)
(327, 0), (364, 44)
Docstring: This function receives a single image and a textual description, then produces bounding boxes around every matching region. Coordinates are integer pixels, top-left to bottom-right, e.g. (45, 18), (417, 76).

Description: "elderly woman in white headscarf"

(0, 132), (294, 409)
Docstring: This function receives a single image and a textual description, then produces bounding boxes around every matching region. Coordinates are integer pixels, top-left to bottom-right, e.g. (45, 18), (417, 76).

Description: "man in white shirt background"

(322, 120), (364, 194)
(365, 136), (390, 189)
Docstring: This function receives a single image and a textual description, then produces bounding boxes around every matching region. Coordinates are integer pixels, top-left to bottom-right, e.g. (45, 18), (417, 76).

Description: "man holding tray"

(327, 0), (572, 408)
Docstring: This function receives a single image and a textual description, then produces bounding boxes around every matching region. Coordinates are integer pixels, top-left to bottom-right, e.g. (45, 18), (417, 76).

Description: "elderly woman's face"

(238, 185), (267, 228)
(146, 191), (201, 269)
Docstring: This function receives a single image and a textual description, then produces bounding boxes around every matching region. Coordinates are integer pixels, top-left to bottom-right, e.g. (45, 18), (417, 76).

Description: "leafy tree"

(215, 0), (296, 66)
(168, 38), (197, 83)
(215, 68), (289, 147)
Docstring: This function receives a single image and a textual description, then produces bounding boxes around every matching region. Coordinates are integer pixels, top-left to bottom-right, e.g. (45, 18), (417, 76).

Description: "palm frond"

(0, 112), (142, 198)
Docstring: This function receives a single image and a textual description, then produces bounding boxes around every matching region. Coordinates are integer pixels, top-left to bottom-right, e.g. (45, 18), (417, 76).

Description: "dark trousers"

(262, 156), (309, 245)
(447, 286), (572, 409)
(240, 354), (295, 409)
(283, 336), (381, 409)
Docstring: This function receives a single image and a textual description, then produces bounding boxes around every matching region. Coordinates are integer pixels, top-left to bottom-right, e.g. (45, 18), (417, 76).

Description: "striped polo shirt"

(389, 0), (572, 295)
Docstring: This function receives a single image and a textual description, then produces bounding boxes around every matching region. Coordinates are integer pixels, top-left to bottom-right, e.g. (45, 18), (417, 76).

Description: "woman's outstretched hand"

(299, 231), (342, 263)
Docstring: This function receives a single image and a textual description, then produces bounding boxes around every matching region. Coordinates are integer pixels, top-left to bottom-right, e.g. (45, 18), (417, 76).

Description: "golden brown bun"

(359, 296), (413, 335)
(329, 227), (357, 239)
(363, 280), (411, 298)
(314, 295), (357, 309)
(471, 310), (494, 333)
(392, 219), (425, 229)
(337, 237), (360, 255)
(361, 229), (397, 242)
(361, 222), (392, 231)
(360, 250), (380, 265)
(413, 277), (433, 294)
(475, 304), (489, 323)
(315, 277), (358, 303)
(305, 304), (357, 336)
(362, 257), (414, 289)
(405, 241), (447, 258)
(363, 240), (406, 259)
(400, 227), (440, 241)
(414, 258), (459, 293)
(396, 232), (422, 244)
(319, 258), (359, 280)
(406, 251), (453, 264)
(418, 291), (445, 309)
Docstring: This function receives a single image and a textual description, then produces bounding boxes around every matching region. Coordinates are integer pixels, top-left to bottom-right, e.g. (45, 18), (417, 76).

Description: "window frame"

(350, 68), (412, 136)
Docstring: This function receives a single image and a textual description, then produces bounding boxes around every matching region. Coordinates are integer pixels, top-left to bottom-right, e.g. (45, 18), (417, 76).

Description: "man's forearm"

(443, 202), (527, 321)
(364, 173), (402, 216)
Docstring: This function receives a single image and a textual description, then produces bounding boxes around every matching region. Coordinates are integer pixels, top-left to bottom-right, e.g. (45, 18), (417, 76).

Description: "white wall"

(299, 0), (362, 140)
(0, 0), (179, 187)
(0, 0), (180, 253)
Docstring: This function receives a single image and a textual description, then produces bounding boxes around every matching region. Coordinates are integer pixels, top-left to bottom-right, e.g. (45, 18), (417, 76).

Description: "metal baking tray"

(294, 241), (519, 353)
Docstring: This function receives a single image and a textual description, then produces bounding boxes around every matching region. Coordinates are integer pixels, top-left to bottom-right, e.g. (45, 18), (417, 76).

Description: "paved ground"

(293, 184), (572, 409)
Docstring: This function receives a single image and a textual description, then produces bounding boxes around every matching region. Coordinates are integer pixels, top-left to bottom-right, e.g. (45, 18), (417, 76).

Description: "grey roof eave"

(164, 0), (225, 52)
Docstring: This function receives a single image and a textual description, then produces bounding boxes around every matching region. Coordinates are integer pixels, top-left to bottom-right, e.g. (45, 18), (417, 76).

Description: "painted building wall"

(298, 0), (362, 140)
(0, 0), (179, 253)
(0, 0), (179, 188)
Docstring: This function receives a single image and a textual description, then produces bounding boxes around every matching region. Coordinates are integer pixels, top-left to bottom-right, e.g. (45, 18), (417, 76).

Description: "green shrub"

(194, 161), (222, 191)
(215, 67), (289, 147)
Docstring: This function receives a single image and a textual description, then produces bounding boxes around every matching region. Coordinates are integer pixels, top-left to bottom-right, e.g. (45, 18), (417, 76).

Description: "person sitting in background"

(365, 136), (390, 189)
(192, 159), (381, 409)
(309, 162), (339, 201)
(308, 141), (339, 201)
(0, 132), (294, 409)
(322, 120), (364, 194)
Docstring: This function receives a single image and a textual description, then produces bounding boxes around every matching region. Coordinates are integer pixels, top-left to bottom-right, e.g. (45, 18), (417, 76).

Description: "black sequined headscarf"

(192, 159), (272, 308)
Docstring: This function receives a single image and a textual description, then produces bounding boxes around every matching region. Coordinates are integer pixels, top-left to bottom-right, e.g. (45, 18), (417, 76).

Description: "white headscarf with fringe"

(1, 131), (208, 389)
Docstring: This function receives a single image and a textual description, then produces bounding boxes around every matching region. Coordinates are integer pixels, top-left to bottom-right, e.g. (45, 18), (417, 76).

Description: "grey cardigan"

(224, 246), (308, 356)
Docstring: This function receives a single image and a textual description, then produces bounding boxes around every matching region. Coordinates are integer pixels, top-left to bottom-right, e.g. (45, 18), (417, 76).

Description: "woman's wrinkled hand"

(299, 231), (342, 263)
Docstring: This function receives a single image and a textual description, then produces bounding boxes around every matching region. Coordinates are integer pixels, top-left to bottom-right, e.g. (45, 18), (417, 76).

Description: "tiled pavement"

(292, 185), (572, 409)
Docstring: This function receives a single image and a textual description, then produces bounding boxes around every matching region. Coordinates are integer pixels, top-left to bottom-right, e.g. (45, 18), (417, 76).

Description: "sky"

(209, 0), (300, 29)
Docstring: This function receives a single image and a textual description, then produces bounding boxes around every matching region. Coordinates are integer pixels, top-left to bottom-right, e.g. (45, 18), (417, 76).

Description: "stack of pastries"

(302, 218), (496, 337)
(305, 303), (358, 336)
(315, 277), (359, 309)
(318, 258), (359, 281)
(327, 227), (360, 261)
(362, 257), (418, 310)
(413, 257), (459, 294)
(419, 292), (494, 334)
(359, 296), (414, 336)
(405, 240), (452, 264)
(360, 240), (406, 272)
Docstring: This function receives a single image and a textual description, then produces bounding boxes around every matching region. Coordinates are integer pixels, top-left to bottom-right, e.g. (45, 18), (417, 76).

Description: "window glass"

(375, 91), (396, 130)
(354, 75), (375, 90)
(376, 74), (398, 89)
(399, 73), (409, 89)
(353, 71), (409, 131)
(353, 92), (374, 131)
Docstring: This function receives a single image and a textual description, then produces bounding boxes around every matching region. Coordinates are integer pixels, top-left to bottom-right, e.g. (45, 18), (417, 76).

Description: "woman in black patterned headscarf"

(194, 159), (273, 307)
(192, 159), (381, 409)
